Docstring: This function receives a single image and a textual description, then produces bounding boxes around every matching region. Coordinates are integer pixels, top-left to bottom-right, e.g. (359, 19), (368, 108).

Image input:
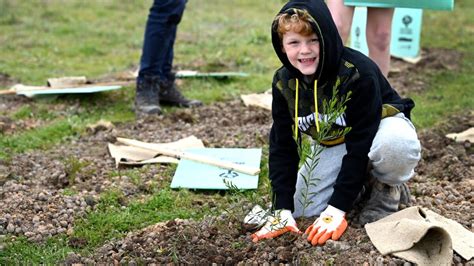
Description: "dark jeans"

(138, 0), (187, 82)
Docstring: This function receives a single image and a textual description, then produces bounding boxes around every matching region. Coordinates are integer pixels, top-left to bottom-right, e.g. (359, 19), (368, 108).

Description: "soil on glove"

(0, 48), (472, 265)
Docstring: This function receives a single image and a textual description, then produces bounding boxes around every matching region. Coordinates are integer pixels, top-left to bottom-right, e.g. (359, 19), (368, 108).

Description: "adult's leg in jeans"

(161, 0), (187, 80)
(327, 0), (355, 44)
(135, 0), (187, 115)
(366, 7), (394, 77)
(138, 0), (187, 80)
(141, 0), (199, 107)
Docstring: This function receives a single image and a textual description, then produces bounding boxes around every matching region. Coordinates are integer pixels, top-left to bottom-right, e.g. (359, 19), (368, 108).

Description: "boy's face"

(282, 31), (320, 76)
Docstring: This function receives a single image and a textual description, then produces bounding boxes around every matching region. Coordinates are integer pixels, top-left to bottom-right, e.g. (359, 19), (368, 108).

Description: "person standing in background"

(327, 0), (394, 77)
(135, 0), (202, 116)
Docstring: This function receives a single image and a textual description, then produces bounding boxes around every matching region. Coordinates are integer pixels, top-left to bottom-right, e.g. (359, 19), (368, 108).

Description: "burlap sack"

(365, 206), (452, 265)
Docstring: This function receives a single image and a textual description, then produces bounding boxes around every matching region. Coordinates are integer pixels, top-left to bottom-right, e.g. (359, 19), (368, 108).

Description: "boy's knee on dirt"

(368, 114), (421, 185)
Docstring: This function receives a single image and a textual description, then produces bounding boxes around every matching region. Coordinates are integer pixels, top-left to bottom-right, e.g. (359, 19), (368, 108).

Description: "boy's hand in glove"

(251, 209), (301, 242)
(243, 205), (267, 231)
(305, 205), (348, 246)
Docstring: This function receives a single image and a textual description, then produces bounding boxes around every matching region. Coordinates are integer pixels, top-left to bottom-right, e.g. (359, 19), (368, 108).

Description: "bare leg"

(327, 0), (355, 44)
(366, 8), (394, 77)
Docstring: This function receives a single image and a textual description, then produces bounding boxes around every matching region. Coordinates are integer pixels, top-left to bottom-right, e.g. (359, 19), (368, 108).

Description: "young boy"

(250, 0), (421, 246)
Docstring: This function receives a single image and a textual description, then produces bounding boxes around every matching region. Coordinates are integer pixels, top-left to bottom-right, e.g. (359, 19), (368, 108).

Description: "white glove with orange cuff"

(251, 209), (301, 242)
(305, 205), (348, 246)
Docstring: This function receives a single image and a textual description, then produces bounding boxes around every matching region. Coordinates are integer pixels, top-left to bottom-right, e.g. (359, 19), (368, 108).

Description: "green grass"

(0, 0), (473, 264)
(410, 67), (474, 128)
(0, 188), (214, 264)
(0, 1), (149, 84)
(0, 119), (77, 160)
(73, 188), (204, 248)
(410, 0), (474, 128)
(0, 236), (74, 265)
(0, 88), (135, 160)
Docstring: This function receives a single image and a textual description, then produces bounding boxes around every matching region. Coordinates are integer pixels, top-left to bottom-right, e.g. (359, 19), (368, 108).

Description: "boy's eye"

(311, 38), (319, 43)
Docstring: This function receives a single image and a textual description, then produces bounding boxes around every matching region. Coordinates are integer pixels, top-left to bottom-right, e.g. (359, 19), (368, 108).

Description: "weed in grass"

(222, 179), (249, 220)
(231, 241), (245, 249)
(223, 179), (266, 211)
(11, 105), (33, 120)
(171, 244), (180, 264)
(109, 168), (143, 186)
(96, 189), (125, 210)
(62, 156), (91, 185)
(61, 188), (77, 196)
(112, 167), (163, 194)
(323, 258), (335, 266)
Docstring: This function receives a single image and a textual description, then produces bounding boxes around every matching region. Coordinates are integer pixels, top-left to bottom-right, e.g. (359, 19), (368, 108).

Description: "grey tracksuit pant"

(293, 113), (421, 218)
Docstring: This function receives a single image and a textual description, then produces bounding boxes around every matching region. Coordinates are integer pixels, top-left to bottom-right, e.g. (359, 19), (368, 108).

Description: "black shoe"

(158, 75), (202, 108)
(357, 180), (407, 225)
(135, 75), (161, 115)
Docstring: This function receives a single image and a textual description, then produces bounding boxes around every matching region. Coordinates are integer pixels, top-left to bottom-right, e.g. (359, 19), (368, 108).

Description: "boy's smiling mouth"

(299, 57), (316, 64)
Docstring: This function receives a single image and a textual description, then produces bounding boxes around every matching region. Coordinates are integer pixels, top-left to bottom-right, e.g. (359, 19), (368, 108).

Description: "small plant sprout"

(298, 85), (351, 216)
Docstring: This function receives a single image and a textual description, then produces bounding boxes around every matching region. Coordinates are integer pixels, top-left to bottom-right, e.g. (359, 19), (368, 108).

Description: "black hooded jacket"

(269, 0), (415, 213)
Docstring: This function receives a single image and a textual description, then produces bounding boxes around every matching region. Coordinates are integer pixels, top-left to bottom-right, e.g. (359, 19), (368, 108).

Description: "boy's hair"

(274, 9), (314, 40)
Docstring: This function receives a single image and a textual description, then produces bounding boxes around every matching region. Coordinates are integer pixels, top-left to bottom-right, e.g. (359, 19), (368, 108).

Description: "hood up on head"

(271, 0), (344, 86)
